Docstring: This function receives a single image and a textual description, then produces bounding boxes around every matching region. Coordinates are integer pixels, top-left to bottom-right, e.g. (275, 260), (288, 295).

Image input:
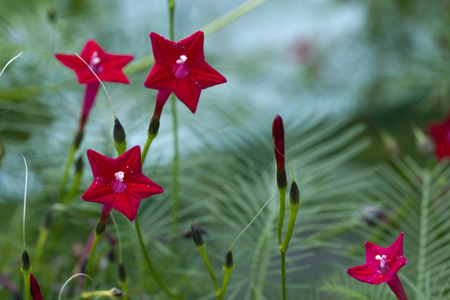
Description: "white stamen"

(114, 171), (125, 181)
(375, 254), (387, 269)
(176, 55), (187, 64)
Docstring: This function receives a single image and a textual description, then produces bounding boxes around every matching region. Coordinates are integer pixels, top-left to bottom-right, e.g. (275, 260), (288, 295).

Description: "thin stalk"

(62, 168), (83, 205)
(33, 227), (49, 267)
(60, 144), (77, 200)
(217, 266), (233, 300)
(141, 132), (156, 166)
(22, 273), (31, 300)
(170, 95), (179, 235)
(134, 217), (177, 298)
(197, 245), (219, 292)
(85, 232), (102, 278)
(280, 252), (286, 300)
(277, 188), (286, 246)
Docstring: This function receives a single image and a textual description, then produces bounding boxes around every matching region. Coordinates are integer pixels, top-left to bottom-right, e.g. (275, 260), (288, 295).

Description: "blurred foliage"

(1, 0), (450, 299)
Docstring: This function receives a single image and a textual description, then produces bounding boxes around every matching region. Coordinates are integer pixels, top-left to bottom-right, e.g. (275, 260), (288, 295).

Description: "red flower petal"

(144, 63), (177, 91)
(347, 264), (385, 284)
(181, 31), (205, 65)
(126, 174), (164, 199)
(173, 79), (201, 113)
(429, 115), (450, 159)
(30, 274), (43, 300)
(82, 180), (115, 204)
(187, 61), (227, 89)
(150, 32), (179, 65)
(113, 193), (140, 221)
(86, 149), (116, 181)
(114, 145), (142, 179)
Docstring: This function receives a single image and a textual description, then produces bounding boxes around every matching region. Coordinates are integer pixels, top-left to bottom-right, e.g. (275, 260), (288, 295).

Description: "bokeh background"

(1, 0), (450, 299)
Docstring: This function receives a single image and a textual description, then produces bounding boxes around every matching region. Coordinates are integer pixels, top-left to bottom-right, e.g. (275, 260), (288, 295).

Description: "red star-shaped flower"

(347, 233), (408, 300)
(82, 146), (164, 221)
(55, 39), (134, 85)
(429, 114), (450, 159)
(144, 31), (227, 113)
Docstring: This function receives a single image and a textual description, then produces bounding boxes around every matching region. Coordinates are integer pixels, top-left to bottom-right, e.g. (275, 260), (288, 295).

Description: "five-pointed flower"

(82, 146), (164, 221)
(429, 114), (450, 159)
(55, 39), (134, 85)
(55, 40), (134, 132)
(347, 232), (408, 300)
(144, 31), (227, 113)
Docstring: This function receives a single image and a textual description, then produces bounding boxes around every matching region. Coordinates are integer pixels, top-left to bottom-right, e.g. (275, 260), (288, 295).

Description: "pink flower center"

(111, 171), (127, 193)
(375, 254), (390, 273)
(89, 51), (103, 74)
(172, 55), (188, 79)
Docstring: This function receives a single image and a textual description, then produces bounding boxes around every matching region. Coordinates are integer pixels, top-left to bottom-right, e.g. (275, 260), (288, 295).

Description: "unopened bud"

(289, 181), (300, 206)
(21, 250), (31, 272)
(75, 155), (83, 173)
(113, 118), (126, 144)
(272, 115), (287, 189)
(224, 250), (234, 270)
(190, 222), (204, 247)
(118, 262), (127, 282)
(148, 117), (160, 137)
(111, 288), (124, 297)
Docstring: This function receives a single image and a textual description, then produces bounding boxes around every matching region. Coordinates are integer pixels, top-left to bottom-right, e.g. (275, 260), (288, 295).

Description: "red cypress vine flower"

(347, 233), (408, 300)
(82, 146), (164, 221)
(144, 31), (227, 114)
(30, 274), (43, 300)
(429, 114), (450, 159)
(55, 40), (134, 131)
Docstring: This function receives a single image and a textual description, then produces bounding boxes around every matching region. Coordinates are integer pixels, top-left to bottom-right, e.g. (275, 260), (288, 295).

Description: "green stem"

(134, 217), (177, 298)
(81, 288), (122, 299)
(22, 272), (31, 300)
(62, 169), (83, 205)
(168, 0), (175, 41)
(141, 132), (156, 166)
(197, 245), (219, 292)
(280, 251), (286, 300)
(171, 95), (179, 235)
(60, 144), (77, 200)
(85, 232), (102, 278)
(277, 187), (286, 246)
(279, 202), (300, 300)
(217, 266), (234, 300)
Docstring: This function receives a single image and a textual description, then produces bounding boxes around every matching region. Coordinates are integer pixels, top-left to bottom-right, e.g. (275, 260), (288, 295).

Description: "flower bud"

(289, 181), (300, 210)
(113, 118), (127, 155)
(272, 115), (287, 189)
(224, 250), (234, 270)
(95, 221), (106, 235)
(21, 250), (31, 272)
(190, 222), (204, 247)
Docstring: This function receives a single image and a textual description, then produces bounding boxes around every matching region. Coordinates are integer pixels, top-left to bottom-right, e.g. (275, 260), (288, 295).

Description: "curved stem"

(134, 217), (177, 297)
(171, 95), (179, 235)
(217, 266), (233, 300)
(197, 245), (219, 292)
(141, 132), (156, 166)
(85, 232), (102, 278)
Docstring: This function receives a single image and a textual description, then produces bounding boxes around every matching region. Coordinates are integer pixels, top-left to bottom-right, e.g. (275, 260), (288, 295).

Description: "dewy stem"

(197, 245), (219, 292)
(277, 187), (287, 246)
(134, 217), (177, 298)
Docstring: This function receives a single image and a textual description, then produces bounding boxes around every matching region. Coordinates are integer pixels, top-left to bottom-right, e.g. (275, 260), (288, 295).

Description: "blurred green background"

(1, 0), (450, 299)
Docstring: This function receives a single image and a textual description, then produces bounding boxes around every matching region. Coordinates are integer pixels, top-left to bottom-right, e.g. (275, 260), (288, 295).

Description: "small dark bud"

(21, 250), (31, 271)
(74, 130), (84, 148)
(148, 117), (160, 136)
(95, 221), (106, 235)
(111, 288), (124, 297)
(277, 171), (287, 190)
(43, 211), (52, 229)
(190, 222), (204, 247)
(224, 250), (233, 269)
(118, 262), (127, 282)
(289, 181), (300, 205)
(75, 155), (83, 173)
(108, 248), (116, 262)
(113, 118), (126, 144)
